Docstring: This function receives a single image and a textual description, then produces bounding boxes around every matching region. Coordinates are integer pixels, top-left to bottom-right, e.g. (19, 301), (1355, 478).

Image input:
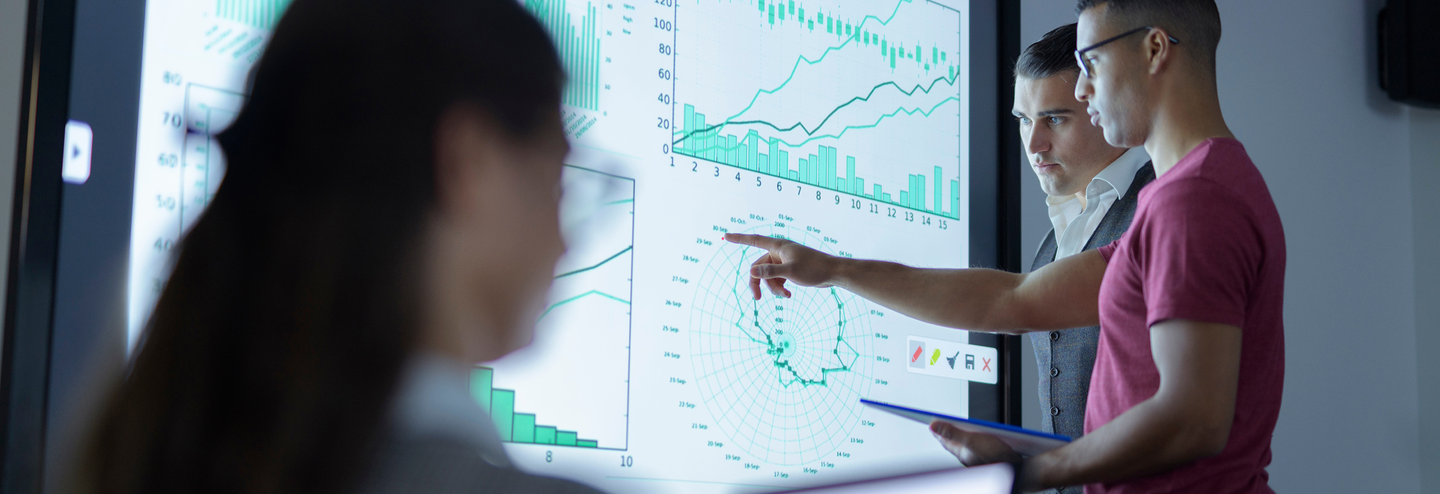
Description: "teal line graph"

(540, 289), (631, 319)
(673, 74), (957, 143)
(715, 0), (960, 125)
(556, 246), (633, 279)
(690, 226), (875, 465)
(674, 0), (963, 219)
(539, 165), (634, 321)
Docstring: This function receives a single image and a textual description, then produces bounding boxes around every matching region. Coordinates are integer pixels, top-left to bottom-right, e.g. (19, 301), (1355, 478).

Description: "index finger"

(723, 233), (784, 251)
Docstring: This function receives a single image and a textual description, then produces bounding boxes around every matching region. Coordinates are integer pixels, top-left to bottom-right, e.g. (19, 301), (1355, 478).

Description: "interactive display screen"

(110, 0), (994, 491)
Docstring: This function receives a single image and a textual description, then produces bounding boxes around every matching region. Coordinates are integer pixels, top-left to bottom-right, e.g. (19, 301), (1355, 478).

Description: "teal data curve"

(539, 290), (631, 320)
(678, 95), (958, 151)
(719, 0), (917, 123)
(673, 73), (958, 146)
(726, 282), (861, 389)
(555, 246), (633, 279)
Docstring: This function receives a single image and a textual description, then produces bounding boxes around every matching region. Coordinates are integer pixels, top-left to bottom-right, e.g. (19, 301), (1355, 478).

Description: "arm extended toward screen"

(722, 233), (1105, 334)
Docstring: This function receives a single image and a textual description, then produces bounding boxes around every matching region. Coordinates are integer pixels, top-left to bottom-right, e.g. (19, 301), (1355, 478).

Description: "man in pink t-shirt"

(721, 0), (1283, 492)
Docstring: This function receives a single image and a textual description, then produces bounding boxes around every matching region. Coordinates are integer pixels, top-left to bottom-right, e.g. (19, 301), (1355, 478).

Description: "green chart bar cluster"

(749, 0), (955, 76)
(215, 0), (292, 29)
(471, 367), (600, 448)
(677, 104), (960, 220)
(524, 0), (602, 111)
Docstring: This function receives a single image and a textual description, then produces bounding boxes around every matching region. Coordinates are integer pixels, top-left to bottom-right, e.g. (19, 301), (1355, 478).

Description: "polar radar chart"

(688, 227), (874, 466)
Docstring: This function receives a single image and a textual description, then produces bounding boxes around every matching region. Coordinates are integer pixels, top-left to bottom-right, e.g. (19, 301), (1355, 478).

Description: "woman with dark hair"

(74, 0), (600, 492)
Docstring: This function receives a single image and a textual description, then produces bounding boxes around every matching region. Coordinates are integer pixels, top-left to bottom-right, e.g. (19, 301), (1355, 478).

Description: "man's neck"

(1144, 80), (1235, 176)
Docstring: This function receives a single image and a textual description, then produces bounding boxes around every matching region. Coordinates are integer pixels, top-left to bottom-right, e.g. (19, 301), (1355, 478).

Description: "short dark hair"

(1015, 23), (1080, 80)
(1075, 0), (1221, 73)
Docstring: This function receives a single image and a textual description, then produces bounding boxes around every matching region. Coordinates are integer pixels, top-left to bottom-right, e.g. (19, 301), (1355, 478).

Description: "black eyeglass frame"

(1074, 26), (1181, 79)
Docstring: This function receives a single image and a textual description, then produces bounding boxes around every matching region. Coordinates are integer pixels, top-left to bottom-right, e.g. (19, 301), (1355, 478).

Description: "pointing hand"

(722, 233), (840, 300)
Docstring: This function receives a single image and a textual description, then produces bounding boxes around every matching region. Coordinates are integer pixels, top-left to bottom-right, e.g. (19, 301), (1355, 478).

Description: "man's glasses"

(1073, 26), (1180, 79)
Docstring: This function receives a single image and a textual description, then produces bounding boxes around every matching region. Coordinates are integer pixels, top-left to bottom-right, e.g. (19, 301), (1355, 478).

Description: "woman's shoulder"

(357, 433), (606, 494)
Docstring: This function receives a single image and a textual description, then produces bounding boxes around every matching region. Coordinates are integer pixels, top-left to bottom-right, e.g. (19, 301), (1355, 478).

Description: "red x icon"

(981, 358), (991, 372)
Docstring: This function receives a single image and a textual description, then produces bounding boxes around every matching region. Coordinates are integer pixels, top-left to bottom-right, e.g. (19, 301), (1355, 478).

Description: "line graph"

(481, 165), (634, 451)
(673, 0), (965, 219)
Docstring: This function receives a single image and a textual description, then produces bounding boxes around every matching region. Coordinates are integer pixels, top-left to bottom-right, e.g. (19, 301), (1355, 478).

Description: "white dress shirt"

(1044, 147), (1150, 259)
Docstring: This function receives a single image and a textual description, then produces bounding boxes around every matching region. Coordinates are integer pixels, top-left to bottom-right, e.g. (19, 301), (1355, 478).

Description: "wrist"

(828, 256), (855, 289)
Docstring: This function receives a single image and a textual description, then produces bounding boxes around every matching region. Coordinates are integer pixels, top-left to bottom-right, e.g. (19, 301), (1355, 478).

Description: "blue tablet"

(861, 399), (1072, 456)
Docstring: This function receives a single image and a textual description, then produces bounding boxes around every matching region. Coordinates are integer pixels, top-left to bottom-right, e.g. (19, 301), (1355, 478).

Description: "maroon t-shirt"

(1088, 138), (1285, 494)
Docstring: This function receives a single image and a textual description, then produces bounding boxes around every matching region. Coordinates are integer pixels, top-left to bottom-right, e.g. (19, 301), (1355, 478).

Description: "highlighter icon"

(929, 348), (942, 366)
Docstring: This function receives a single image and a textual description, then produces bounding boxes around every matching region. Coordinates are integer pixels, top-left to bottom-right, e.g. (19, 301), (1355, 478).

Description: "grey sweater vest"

(1028, 163), (1154, 494)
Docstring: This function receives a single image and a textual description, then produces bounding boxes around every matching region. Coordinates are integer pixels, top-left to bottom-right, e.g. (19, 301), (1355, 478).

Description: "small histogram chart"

(688, 224), (875, 466)
(214, 0), (292, 29)
(472, 367), (603, 448)
(524, 0), (602, 111)
(478, 165), (634, 450)
(673, 0), (965, 220)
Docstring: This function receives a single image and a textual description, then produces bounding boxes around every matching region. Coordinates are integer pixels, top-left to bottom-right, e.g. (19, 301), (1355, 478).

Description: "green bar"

(788, 0), (794, 14)
(727, 134), (738, 165)
(883, 192), (892, 203)
(787, 169), (799, 181)
(513, 413), (536, 443)
(917, 174), (927, 211)
(881, 39), (887, 54)
(798, 158), (809, 185)
(900, 191), (909, 206)
(933, 46), (939, 63)
(856, 178), (865, 197)
(470, 368), (493, 412)
(759, 0), (764, 11)
(769, 5), (775, 24)
(491, 390), (515, 441)
(577, 440), (598, 448)
(934, 166), (943, 214)
(890, 47), (896, 68)
(847, 157), (857, 194)
(951, 179), (960, 218)
(874, 184), (882, 199)
(826, 16), (832, 33)
(536, 426), (557, 444)
(557, 431), (578, 446)
(808, 154), (820, 185)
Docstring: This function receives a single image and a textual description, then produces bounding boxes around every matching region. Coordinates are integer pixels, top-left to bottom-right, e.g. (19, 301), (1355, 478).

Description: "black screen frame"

(0, 0), (1024, 490)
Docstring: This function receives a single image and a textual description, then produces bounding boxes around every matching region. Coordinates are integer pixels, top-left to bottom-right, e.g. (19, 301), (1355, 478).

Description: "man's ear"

(1145, 28), (1177, 76)
(432, 104), (504, 218)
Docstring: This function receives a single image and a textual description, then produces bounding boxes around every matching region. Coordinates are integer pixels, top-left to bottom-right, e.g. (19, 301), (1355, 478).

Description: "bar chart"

(675, 104), (961, 219)
(524, 0), (603, 111)
(471, 367), (603, 448)
(214, 0), (291, 29)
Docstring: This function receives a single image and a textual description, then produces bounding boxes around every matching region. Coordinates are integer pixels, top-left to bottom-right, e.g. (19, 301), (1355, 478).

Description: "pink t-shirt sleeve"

(1098, 241), (1118, 262)
(1134, 178), (1262, 329)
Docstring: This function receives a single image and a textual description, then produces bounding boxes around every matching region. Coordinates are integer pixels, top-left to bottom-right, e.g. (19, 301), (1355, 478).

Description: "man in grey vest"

(1012, 23), (1153, 494)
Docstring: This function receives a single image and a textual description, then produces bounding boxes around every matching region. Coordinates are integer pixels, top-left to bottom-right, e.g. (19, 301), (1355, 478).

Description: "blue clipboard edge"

(860, 398), (1073, 443)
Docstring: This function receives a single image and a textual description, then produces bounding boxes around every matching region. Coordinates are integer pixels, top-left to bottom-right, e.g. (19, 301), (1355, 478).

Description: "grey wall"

(1018, 0), (1436, 491)
(1412, 108), (1440, 494)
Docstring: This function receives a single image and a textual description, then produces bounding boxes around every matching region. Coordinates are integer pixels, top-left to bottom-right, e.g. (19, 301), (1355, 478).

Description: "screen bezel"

(0, 0), (1024, 488)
